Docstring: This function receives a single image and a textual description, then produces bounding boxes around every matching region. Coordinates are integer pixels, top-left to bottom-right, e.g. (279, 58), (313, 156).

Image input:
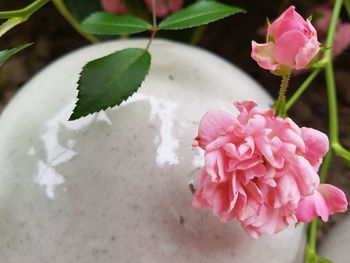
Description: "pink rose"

(192, 101), (348, 238)
(144, 0), (183, 18)
(100, 0), (128, 15)
(251, 6), (320, 73)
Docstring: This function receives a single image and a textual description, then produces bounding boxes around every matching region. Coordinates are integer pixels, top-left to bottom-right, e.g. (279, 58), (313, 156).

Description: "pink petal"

(212, 182), (230, 219)
(318, 184), (348, 215)
(192, 169), (211, 208)
(251, 41), (279, 71)
(274, 30), (308, 68)
(333, 23), (350, 57)
(254, 129), (284, 169)
(205, 150), (227, 181)
(268, 18), (307, 40)
(100, 0), (128, 14)
(193, 110), (235, 149)
(296, 190), (328, 222)
(301, 127), (329, 171)
(295, 34), (319, 69)
(296, 184), (348, 223)
(290, 155), (320, 196)
(144, 0), (183, 18)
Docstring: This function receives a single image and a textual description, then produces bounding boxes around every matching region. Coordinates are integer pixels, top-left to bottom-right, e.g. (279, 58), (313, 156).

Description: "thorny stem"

(304, 0), (344, 262)
(275, 73), (291, 117)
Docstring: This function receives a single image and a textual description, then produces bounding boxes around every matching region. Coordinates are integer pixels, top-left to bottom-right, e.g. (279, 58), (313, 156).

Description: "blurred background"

(0, 0), (349, 243)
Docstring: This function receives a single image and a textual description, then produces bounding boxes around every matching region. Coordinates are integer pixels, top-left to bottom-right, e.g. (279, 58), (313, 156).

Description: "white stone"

(319, 215), (350, 262)
(0, 39), (305, 262)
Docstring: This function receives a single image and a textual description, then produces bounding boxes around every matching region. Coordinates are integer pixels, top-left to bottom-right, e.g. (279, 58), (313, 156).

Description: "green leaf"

(81, 12), (152, 35)
(69, 48), (151, 120)
(0, 43), (32, 67)
(63, 0), (101, 22)
(344, 0), (350, 19)
(158, 1), (245, 30)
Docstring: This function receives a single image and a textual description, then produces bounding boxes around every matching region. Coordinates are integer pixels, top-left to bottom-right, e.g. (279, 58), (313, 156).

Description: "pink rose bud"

(251, 6), (320, 74)
(144, 0), (183, 18)
(100, 0), (128, 15)
(192, 101), (348, 239)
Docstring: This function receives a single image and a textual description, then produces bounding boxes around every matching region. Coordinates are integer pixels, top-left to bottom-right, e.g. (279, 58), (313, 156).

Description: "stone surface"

(0, 39), (305, 262)
(319, 215), (350, 262)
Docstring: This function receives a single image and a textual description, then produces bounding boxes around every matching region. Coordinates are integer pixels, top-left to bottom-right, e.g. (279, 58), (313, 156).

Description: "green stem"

(145, 0), (158, 51)
(320, 150), (333, 183)
(190, 25), (207, 45)
(285, 68), (322, 112)
(325, 0), (342, 145)
(52, 0), (98, 43)
(325, 61), (339, 144)
(275, 73), (291, 117)
(304, 1), (343, 262)
(0, 0), (50, 19)
(0, 17), (24, 37)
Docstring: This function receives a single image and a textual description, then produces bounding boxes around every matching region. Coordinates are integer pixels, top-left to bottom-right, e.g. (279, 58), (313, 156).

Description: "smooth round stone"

(0, 39), (305, 262)
(319, 216), (350, 262)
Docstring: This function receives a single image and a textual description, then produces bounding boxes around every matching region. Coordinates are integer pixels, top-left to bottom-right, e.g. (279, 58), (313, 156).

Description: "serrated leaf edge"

(81, 12), (152, 35)
(159, 2), (245, 30)
(69, 48), (151, 120)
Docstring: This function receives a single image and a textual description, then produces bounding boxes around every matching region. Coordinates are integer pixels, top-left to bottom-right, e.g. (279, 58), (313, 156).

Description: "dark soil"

(0, 0), (349, 245)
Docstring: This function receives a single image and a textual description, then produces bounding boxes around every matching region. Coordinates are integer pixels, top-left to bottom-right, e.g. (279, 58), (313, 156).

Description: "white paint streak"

(192, 148), (205, 168)
(149, 96), (179, 166)
(35, 101), (120, 199)
(121, 93), (180, 166)
(35, 161), (65, 199)
(35, 93), (180, 198)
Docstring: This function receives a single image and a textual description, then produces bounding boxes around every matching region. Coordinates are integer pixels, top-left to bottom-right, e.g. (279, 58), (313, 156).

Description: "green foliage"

(68, 0), (247, 120)
(63, 0), (101, 22)
(70, 48), (151, 120)
(81, 12), (152, 35)
(0, 43), (32, 67)
(344, 0), (350, 19)
(159, 1), (245, 30)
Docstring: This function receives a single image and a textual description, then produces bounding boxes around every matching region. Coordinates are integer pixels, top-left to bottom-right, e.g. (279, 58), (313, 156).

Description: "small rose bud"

(144, 0), (183, 18)
(251, 6), (320, 74)
(100, 0), (128, 15)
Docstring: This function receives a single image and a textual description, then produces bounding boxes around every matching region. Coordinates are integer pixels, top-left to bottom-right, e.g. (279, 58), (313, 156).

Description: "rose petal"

(193, 110), (235, 149)
(274, 30), (308, 68)
(296, 184), (348, 222)
(251, 41), (279, 71)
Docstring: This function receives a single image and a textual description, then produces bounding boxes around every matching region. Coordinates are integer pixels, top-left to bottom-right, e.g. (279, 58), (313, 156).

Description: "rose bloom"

(101, 0), (183, 18)
(251, 6), (320, 74)
(192, 101), (348, 239)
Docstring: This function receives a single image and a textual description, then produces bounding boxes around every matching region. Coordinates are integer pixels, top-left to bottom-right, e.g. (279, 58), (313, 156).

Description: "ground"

(0, 0), (349, 245)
